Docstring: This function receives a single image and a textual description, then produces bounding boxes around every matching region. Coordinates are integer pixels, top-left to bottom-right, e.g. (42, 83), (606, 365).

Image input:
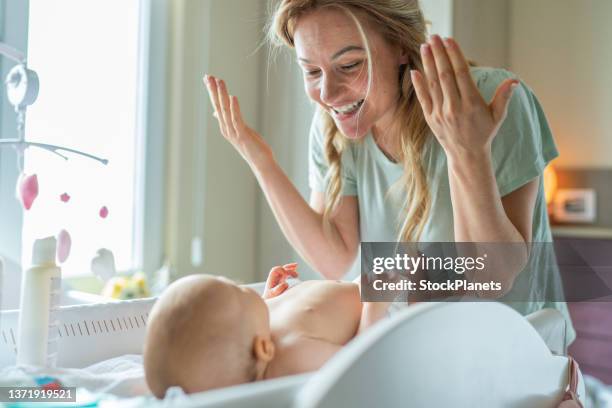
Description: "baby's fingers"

(267, 265), (285, 286)
(271, 282), (289, 296)
(282, 263), (299, 278)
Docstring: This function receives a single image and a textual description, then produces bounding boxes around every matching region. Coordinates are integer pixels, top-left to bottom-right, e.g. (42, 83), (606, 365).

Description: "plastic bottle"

(17, 236), (61, 367)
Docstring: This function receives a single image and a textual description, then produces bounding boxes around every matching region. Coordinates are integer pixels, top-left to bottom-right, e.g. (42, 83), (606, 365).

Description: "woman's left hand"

(410, 35), (519, 161)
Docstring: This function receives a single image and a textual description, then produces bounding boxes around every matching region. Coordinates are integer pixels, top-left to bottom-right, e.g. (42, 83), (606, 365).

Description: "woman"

(204, 0), (574, 342)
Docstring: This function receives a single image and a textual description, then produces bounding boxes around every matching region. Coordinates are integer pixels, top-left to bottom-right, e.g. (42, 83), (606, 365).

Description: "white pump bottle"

(17, 236), (61, 367)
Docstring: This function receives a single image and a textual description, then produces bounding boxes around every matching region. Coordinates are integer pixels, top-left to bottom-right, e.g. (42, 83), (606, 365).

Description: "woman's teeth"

(332, 99), (364, 115)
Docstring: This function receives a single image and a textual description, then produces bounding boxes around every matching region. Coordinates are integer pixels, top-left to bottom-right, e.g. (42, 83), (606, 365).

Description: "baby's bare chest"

(268, 281), (362, 345)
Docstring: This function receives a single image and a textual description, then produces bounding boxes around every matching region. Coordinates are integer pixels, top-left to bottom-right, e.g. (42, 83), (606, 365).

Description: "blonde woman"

(204, 0), (574, 342)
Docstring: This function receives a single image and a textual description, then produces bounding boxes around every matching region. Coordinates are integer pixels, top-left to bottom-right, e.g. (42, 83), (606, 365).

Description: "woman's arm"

(204, 75), (360, 279)
(447, 153), (536, 292)
(411, 35), (533, 293)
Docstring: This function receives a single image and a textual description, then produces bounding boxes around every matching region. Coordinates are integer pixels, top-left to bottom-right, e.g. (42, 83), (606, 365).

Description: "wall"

(165, 0), (264, 284)
(449, 0), (612, 171)
(509, 0), (612, 169)
(452, 0), (509, 68)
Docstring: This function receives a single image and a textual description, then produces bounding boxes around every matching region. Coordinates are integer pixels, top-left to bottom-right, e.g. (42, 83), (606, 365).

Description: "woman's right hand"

(204, 74), (274, 170)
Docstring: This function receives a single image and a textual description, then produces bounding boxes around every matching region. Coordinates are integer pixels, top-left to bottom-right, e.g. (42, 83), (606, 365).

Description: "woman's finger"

(441, 38), (481, 103)
(428, 35), (460, 108)
(410, 70), (432, 115)
(204, 75), (220, 116)
(204, 76), (228, 136)
(490, 78), (519, 124)
(283, 262), (298, 269)
(216, 79), (234, 138)
(229, 95), (246, 134)
(204, 75), (221, 115)
(420, 42), (443, 111)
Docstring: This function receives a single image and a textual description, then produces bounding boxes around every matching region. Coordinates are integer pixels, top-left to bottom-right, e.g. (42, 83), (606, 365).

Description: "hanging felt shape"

(56, 229), (72, 263)
(17, 173), (39, 210)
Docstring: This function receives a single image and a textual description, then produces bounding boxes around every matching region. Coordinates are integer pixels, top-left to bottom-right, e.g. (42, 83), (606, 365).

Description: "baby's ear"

(252, 336), (275, 363)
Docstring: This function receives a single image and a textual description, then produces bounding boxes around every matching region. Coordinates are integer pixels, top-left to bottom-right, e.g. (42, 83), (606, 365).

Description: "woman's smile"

(330, 98), (365, 123)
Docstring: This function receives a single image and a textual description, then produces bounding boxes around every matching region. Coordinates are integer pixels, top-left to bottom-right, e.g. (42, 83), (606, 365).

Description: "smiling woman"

(203, 0), (574, 344)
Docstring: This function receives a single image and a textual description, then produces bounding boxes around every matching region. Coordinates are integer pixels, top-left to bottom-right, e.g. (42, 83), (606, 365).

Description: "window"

(21, 0), (143, 276)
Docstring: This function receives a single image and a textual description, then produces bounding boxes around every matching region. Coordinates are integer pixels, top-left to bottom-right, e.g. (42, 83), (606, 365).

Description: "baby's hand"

(263, 263), (298, 299)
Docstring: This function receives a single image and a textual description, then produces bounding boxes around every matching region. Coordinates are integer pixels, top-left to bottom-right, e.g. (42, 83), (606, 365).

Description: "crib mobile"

(0, 41), (109, 265)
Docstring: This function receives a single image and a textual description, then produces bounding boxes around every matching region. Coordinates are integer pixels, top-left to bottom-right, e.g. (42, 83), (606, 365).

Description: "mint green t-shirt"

(308, 67), (575, 344)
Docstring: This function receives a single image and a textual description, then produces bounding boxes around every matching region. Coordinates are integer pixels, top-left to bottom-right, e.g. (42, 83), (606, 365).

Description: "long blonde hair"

(268, 0), (431, 242)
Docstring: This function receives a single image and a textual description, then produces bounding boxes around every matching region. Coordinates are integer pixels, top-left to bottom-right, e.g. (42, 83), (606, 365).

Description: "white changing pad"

(0, 355), (150, 399)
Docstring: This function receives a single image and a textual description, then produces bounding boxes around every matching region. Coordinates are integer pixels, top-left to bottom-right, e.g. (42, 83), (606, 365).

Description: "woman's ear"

(253, 336), (275, 363)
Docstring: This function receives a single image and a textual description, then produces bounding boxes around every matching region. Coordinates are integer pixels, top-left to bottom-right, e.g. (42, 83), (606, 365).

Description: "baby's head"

(143, 275), (274, 398)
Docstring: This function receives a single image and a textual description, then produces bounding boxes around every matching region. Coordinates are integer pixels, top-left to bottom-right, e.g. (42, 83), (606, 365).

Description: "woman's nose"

(319, 75), (342, 106)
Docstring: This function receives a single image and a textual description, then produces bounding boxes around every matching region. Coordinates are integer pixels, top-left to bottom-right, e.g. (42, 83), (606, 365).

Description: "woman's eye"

(306, 69), (321, 77)
(341, 61), (362, 71)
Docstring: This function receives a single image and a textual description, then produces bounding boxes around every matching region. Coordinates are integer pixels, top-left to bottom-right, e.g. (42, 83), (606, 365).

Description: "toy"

(101, 272), (150, 300)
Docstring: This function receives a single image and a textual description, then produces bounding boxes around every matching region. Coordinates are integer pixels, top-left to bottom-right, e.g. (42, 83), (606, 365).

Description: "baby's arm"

(262, 263), (299, 299)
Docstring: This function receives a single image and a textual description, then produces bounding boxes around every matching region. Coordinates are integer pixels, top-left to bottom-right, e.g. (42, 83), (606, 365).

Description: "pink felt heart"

(60, 193), (70, 202)
(99, 206), (109, 218)
(17, 174), (39, 210)
(56, 229), (72, 263)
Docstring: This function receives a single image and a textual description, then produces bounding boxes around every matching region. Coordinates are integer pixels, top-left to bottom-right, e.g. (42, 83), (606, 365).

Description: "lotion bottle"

(17, 236), (61, 367)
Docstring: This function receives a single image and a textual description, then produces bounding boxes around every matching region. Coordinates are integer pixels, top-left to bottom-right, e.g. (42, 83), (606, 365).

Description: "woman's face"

(293, 7), (407, 139)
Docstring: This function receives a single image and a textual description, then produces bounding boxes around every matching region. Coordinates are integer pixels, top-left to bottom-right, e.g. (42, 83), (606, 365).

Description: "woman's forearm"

(251, 158), (356, 279)
(446, 149), (528, 291)
(447, 149), (523, 242)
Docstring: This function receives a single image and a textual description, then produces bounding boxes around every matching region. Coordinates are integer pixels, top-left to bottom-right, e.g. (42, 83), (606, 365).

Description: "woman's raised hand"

(204, 75), (274, 170)
(410, 35), (518, 161)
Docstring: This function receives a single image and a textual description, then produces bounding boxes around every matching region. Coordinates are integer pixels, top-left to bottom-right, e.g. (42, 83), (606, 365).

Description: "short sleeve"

(308, 110), (358, 195)
(474, 68), (559, 197)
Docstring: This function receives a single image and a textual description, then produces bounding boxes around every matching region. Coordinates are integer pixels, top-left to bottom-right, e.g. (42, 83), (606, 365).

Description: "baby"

(143, 264), (389, 397)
